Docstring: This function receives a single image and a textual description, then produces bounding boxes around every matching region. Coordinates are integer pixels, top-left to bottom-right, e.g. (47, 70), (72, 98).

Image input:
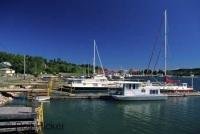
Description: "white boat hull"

(35, 96), (50, 102)
(112, 95), (167, 101)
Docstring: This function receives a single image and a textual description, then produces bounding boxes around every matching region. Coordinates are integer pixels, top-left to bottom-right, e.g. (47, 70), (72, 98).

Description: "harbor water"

(7, 77), (200, 134)
(43, 97), (200, 134)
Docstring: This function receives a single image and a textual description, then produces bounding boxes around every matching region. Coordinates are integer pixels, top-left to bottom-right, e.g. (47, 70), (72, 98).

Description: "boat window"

(135, 84), (140, 89)
(125, 84), (138, 89)
(129, 84), (132, 89)
(74, 80), (82, 83)
(141, 89), (145, 93)
(150, 90), (158, 94)
(93, 83), (98, 86)
(183, 83), (187, 87)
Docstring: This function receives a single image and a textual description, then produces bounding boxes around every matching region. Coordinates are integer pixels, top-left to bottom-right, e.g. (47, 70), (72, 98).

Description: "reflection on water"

(6, 76), (200, 134)
(118, 102), (162, 116)
(42, 97), (200, 134)
(7, 96), (200, 134)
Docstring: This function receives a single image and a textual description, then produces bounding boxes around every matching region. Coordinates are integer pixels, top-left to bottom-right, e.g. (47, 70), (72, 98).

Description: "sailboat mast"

(164, 10), (167, 76)
(93, 40), (96, 75)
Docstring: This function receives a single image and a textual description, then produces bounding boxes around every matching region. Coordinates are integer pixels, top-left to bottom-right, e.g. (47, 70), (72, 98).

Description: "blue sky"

(0, 0), (199, 70)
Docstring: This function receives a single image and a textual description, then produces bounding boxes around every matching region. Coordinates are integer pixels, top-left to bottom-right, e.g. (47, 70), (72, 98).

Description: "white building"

(0, 68), (15, 76)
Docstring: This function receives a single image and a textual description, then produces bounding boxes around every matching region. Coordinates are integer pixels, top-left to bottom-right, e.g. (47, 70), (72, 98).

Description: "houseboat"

(112, 81), (168, 101)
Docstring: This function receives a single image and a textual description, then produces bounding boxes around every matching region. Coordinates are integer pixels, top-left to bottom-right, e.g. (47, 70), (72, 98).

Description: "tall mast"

(93, 40), (96, 75)
(164, 10), (167, 76)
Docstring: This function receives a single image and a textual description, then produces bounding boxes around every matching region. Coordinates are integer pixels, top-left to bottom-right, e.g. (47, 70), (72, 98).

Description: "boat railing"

(151, 82), (162, 86)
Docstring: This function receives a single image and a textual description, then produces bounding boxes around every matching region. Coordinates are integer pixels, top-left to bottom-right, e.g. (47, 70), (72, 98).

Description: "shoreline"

(0, 92), (20, 106)
(0, 94), (13, 106)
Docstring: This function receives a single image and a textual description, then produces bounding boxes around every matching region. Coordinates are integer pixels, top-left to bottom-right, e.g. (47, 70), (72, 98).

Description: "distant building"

(0, 62), (15, 76)
(0, 62), (12, 68)
(0, 68), (15, 76)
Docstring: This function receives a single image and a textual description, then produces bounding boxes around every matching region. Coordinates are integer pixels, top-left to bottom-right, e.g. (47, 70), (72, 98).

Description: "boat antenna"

(164, 9), (167, 76)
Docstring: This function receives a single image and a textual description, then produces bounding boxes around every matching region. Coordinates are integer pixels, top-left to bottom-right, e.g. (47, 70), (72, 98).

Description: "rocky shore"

(0, 92), (19, 106)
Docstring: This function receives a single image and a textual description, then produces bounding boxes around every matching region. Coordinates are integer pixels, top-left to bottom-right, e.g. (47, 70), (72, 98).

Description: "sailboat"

(64, 40), (121, 92)
(159, 10), (193, 93)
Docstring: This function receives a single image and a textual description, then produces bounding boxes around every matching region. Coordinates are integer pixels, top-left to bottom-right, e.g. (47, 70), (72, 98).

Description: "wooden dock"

(166, 92), (200, 97)
(51, 90), (200, 100)
(0, 88), (47, 92)
(0, 105), (44, 133)
(0, 107), (37, 133)
(0, 88), (48, 101)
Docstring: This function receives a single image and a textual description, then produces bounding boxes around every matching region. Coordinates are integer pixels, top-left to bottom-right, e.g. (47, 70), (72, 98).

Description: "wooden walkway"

(0, 107), (37, 133)
(0, 88), (47, 92)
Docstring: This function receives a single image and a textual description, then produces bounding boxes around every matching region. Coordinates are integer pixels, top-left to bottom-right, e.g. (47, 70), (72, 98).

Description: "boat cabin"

(120, 81), (161, 96)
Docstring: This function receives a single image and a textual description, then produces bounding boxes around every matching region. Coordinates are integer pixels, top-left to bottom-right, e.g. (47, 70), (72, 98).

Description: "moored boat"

(158, 10), (193, 93)
(64, 40), (121, 92)
(112, 81), (167, 101)
(35, 96), (50, 102)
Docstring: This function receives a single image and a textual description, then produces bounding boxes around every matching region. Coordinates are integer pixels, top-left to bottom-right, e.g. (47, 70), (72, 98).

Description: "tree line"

(0, 51), (199, 76)
(0, 51), (95, 76)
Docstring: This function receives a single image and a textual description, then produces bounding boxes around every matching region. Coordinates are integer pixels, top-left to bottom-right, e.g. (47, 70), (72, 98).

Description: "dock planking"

(0, 107), (37, 133)
(0, 88), (47, 92)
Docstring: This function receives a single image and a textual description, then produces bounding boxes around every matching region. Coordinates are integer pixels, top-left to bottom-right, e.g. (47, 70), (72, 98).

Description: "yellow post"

(40, 102), (44, 127)
(35, 102), (44, 132)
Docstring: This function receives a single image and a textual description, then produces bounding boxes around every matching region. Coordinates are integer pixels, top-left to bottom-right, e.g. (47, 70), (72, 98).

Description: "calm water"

(42, 77), (200, 134)
(6, 77), (200, 134)
(43, 97), (200, 134)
